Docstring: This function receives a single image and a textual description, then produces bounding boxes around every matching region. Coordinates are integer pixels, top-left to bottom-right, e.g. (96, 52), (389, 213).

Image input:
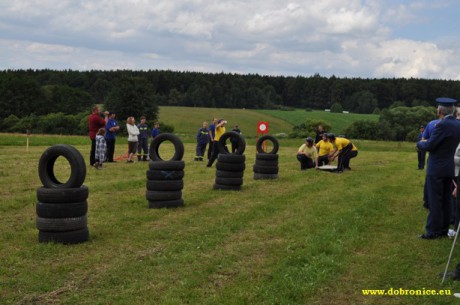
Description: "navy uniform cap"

(436, 97), (457, 106)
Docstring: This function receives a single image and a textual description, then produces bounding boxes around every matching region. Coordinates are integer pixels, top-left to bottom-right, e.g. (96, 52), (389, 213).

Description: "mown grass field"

(1, 133), (460, 305)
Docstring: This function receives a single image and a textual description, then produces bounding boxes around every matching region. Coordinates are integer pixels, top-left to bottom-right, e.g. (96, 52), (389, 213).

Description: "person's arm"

(417, 122), (446, 152)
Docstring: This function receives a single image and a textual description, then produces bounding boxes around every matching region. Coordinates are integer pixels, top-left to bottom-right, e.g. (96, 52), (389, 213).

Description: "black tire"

(216, 161), (245, 172)
(255, 159), (278, 167)
(253, 164), (279, 174)
(36, 186), (89, 203)
(146, 169), (184, 180)
(148, 199), (184, 209)
(146, 190), (182, 201)
(146, 180), (184, 191)
(254, 173), (279, 180)
(217, 132), (246, 155)
(255, 153), (279, 161)
(218, 154), (246, 163)
(38, 144), (86, 189)
(149, 160), (185, 171)
(216, 170), (244, 178)
(149, 133), (184, 161)
(39, 228), (89, 244)
(36, 201), (88, 218)
(215, 177), (243, 186)
(256, 135), (279, 154)
(213, 184), (241, 191)
(36, 215), (87, 232)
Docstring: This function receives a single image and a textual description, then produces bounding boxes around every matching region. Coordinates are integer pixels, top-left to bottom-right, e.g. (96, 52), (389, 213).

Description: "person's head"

(154, 122), (160, 128)
(92, 106), (100, 114)
(326, 133), (336, 142)
(305, 137), (314, 147)
(97, 127), (105, 136)
(321, 132), (328, 141)
(318, 124), (324, 132)
(109, 111), (116, 119)
(203, 121), (208, 128)
(419, 125), (425, 132)
(456, 107), (460, 119)
(218, 119), (227, 126)
(140, 116), (146, 124)
(212, 118), (217, 124)
(234, 125), (238, 129)
(127, 116), (135, 125)
(436, 97), (457, 118)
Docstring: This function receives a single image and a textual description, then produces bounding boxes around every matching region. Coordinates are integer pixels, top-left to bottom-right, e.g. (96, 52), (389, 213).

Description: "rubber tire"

(216, 170), (244, 178)
(148, 199), (184, 209)
(218, 154), (246, 163)
(146, 180), (184, 191)
(36, 186), (89, 203)
(215, 177), (243, 186)
(217, 132), (246, 155)
(255, 153), (279, 161)
(213, 184), (241, 191)
(216, 162), (245, 172)
(39, 228), (89, 244)
(149, 133), (184, 161)
(254, 173), (279, 180)
(146, 170), (184, 180)
(256, 135), (279, 154)
(149, 160), (185, 171)
(36, 201), (88, 218)
(255, 159), (278, 167)
(146, 190), (182, 201)
(253, 164), (279, 174)
(36, 215), (87, 232)
(38, 144), (86, 188)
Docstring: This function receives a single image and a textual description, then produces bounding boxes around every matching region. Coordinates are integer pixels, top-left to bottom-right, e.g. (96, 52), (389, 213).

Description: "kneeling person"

(297, 137), (318, 170)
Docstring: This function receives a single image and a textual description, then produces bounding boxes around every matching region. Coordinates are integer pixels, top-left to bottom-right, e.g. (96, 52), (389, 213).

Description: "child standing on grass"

(195, 121), (209, 161)
(94, 128), (107, 169)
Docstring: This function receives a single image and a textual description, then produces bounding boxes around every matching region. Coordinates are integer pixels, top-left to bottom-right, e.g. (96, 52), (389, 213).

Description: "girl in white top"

(126, 117), (140, 163)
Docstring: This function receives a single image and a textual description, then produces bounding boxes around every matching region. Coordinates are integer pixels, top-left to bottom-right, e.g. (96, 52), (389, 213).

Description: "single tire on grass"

(39, 228), (89, 244)
(36, 215), (87, 232)
(36, 201), (88, 218)
(146, 190), (182, 201)
(256, 135), (279, 154)
(36, 186), (89, 203)
(148, 199), (184, 209)
(146, 180), (184, 191)
(146, 169), (184, 180)
(149, 160), (185, 171)
(149, 133), (184, 161)
(38, 144), (86, 188)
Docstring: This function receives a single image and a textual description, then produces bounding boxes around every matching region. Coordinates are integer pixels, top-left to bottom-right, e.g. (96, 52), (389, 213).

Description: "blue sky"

(1, 0), (460, 79)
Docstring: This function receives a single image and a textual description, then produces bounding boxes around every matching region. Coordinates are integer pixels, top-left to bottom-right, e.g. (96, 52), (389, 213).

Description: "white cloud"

(0, 0), (459, 79)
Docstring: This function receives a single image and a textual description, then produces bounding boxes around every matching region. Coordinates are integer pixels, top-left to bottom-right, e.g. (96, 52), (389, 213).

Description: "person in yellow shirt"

(207, 119), (227, 167)
(315, 133), (333, 166)
(297, 137), (318, 170)
(327, 133), (358, 172)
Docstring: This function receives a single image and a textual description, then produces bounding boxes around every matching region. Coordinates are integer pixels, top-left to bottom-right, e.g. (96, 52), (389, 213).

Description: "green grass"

(1, 134), (459, 305)
(257, 109), (379, 134)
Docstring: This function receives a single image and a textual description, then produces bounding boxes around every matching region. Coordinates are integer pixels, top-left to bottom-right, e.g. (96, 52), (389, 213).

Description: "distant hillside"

(257, 109), (379, 134)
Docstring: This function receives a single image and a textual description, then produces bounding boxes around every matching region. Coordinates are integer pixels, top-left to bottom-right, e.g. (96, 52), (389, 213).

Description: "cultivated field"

(1, 133), (459, 305)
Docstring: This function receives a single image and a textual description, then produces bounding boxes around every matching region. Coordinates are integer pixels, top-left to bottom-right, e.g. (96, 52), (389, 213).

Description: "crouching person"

(296, 137), (318, 170)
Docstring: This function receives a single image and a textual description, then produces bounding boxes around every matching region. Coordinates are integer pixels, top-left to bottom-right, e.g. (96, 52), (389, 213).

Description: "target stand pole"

(26, 129), (30, 153)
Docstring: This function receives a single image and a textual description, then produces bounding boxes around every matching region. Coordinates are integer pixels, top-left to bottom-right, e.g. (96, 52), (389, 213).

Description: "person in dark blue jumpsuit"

(417, 125), (426, 170)
(417, 98), (460, 239)
(137, 116), (149, 161)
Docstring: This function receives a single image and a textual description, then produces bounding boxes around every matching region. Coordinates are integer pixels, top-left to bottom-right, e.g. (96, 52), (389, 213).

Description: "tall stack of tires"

(214, 131), (246, 191)
(36, 144), (89, 244)
(253, 135), (279, 180)
(147, 133), (185, 208)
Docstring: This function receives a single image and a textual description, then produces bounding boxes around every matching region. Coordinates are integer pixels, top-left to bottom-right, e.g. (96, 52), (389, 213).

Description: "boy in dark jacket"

(137, 116), (149, 161)
(195, 121), (209, 161)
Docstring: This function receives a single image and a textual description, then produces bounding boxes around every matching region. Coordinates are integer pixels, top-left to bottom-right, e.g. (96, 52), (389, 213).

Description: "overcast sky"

(1, 0), (460, 79)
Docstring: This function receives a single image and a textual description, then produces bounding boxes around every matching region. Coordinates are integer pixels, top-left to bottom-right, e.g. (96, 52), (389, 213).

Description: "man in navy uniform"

(417, 98), (460, 239)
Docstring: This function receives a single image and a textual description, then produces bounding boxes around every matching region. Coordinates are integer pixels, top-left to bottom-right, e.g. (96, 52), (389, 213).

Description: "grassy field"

(1, 134), (460, 305)
(257, 109), (379, 134)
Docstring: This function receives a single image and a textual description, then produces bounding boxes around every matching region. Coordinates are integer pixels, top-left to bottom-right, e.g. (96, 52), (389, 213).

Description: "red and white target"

(257, 122), (269, 134)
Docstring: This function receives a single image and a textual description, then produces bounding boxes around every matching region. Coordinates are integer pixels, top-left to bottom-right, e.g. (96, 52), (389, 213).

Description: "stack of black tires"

(214, 131), (246, 191)
(36, 144), (89, 244)
(146, 133), (185, 208)
(253, 135), (279, 180)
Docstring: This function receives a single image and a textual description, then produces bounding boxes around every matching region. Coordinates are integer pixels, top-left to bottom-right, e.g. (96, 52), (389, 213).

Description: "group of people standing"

(296, 125), (358, 173)
(416, 98), (460, 241)
(88, 106), (160, 168)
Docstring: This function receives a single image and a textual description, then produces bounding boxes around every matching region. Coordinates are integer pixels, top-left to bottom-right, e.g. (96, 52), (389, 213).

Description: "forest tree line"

(0, 69), (456, 139)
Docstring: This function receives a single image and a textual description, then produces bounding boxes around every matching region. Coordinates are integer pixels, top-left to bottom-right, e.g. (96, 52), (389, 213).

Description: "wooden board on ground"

(318, 165), (337, 171)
